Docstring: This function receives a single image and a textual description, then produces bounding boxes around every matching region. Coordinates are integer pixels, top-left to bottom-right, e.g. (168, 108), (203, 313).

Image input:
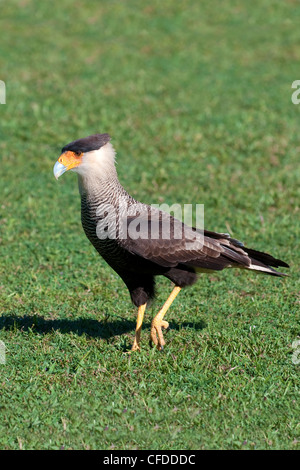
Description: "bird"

(53, 133), (289, 351)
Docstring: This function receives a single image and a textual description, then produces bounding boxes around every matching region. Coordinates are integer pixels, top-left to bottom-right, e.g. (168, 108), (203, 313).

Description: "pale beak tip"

(53, 161), (67, 180)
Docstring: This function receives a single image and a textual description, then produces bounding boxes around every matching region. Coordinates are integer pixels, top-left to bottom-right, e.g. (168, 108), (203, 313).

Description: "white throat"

(75, 142), (117, 180)
(76, 142), (122, 197)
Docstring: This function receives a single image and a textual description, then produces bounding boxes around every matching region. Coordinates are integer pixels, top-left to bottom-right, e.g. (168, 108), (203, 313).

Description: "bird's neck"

(77, 143), (135, 208)
(78, 171), (131, 206)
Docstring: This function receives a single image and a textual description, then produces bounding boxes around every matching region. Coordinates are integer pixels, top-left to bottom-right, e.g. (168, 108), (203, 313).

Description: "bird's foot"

(124, 344), (140, 355)
(130, 339), (141, 352)
(150, 319), (169, 350)
(128, 303), (146, 353)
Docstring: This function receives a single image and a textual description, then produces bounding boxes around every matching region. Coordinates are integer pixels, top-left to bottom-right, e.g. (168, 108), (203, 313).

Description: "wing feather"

(119, 207), (250, 270)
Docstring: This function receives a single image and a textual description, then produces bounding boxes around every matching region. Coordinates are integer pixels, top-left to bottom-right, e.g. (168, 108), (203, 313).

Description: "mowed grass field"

(0, 0), (299, 450)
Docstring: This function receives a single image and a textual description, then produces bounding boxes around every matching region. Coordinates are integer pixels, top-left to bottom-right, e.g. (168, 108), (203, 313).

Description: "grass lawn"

(0, 0), (299, 450)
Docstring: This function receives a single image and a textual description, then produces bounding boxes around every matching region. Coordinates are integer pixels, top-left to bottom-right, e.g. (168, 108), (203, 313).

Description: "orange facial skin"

(58, 151), (83, 170)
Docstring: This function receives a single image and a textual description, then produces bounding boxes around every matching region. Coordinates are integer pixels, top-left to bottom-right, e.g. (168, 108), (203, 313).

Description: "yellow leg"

(131, 303), (147, 351)
(150, 286), (181, 350)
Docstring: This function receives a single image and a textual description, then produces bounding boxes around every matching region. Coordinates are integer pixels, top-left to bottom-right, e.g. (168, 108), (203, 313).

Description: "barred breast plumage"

(80, 181), (137, 271)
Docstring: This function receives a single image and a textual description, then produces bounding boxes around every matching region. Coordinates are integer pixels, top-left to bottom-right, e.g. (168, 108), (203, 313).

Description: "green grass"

(0, 0), (299, 450)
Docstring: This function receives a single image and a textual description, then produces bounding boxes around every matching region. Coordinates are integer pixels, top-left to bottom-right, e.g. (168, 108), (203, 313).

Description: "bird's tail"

(242, 247), (289, 277)
(203, 230), (289, 277)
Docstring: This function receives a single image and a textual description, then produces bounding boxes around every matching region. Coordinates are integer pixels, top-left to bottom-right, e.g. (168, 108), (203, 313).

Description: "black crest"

(62, 133), (111, 153)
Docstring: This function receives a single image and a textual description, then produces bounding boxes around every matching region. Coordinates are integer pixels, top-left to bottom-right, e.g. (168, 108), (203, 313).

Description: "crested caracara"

(53, 134), (289, 351)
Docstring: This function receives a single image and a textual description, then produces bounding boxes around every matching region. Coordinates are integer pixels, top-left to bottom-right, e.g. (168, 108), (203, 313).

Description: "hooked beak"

(53, 150), (83, 180)
(53, 161), (67, 180)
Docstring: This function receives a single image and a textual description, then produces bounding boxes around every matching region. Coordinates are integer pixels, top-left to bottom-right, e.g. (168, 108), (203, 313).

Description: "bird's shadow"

(0, 314), (206, 340)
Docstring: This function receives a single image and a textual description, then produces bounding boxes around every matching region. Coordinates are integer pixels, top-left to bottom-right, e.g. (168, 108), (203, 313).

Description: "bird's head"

(53, 133), (114, 180)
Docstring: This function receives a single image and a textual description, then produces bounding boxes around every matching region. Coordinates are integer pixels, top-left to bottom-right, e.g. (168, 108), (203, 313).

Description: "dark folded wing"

(119, 208), (252, 271)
